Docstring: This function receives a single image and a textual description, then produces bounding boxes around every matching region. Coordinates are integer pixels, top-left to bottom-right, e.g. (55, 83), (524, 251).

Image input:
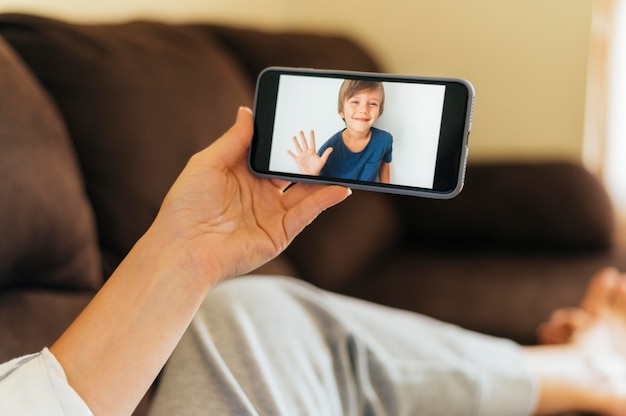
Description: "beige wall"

(0, 0), (593, 162)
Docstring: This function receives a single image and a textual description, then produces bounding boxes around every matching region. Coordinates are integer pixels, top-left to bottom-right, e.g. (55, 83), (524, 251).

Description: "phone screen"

(250, 67), (474, 198)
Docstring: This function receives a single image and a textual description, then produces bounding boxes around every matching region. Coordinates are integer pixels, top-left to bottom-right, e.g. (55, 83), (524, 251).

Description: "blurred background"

(0, 0), (623, 234)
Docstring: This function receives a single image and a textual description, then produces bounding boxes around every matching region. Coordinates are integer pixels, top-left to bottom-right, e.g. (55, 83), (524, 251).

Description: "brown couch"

(1, 13), (624, 414)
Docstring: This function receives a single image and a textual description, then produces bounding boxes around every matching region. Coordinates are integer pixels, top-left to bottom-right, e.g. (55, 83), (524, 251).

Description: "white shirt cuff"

(0, 348), (93, 415)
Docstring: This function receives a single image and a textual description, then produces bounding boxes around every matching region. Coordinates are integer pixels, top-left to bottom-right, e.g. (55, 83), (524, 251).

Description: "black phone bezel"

(250, 67), (473, 199)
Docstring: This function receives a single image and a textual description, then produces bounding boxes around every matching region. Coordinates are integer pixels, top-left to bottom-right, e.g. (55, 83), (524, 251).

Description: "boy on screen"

(288, 79), (393, 183)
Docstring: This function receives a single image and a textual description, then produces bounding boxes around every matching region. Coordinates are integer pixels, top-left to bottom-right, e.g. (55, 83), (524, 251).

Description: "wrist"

(130, 224), (223, 293)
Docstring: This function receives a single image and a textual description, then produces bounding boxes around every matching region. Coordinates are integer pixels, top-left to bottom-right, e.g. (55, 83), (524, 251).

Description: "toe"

(611, 279), (626, 323)
(537, 308), (594, 344)
(581, 267), (622, 316)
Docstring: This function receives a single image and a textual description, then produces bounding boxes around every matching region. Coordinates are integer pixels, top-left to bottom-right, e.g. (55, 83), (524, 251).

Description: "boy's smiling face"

(340, 88), (383, 135)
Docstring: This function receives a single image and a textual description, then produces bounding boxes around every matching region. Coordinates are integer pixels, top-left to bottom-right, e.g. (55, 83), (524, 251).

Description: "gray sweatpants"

(149, 276), (537, 416)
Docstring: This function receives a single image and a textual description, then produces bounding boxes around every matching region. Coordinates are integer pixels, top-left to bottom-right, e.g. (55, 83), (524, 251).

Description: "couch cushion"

(0, 36), (101, 290)
(347, 245), (626, 345)
(0, 14), (254, 272)
(285, 190), (401, 290)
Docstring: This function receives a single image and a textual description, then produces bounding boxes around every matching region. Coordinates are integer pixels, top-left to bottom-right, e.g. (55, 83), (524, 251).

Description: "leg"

(149, 276), (535, 416)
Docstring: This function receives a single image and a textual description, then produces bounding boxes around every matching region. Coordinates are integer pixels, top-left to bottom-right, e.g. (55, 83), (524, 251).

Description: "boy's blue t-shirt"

(318, 127), (393, 182)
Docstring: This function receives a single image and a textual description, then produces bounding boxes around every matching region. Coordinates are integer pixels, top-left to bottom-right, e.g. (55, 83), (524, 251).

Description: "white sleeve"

(0, 348), (93, 415)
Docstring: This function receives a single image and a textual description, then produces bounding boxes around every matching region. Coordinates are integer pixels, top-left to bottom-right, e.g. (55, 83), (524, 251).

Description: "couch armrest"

(392, 161), (615, 249)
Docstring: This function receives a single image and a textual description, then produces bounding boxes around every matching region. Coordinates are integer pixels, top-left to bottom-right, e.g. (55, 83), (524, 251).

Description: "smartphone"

(249, 67), (474, 199)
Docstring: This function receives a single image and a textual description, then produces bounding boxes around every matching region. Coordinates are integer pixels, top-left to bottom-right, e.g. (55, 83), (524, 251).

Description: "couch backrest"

(0, 36), (101, 290)
(0, 13), (381, 275)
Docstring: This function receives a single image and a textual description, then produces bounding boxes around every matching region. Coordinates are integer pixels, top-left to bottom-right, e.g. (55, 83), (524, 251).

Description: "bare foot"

(567, 268), (626, 411)
(526, 267), (626, 415)
(537, 267), (621, 345)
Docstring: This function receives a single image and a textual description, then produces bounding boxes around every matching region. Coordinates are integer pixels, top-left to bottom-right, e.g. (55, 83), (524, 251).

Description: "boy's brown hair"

(337, 79), (385, 116)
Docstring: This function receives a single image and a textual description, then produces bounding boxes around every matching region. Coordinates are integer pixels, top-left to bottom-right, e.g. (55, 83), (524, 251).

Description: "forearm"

(50, 227), (217, 416)
(379, 163), (390, 183)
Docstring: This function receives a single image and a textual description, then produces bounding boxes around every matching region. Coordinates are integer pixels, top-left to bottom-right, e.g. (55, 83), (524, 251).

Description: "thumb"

(320, 147), (333, 164)
(203, 106), (254, 166)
